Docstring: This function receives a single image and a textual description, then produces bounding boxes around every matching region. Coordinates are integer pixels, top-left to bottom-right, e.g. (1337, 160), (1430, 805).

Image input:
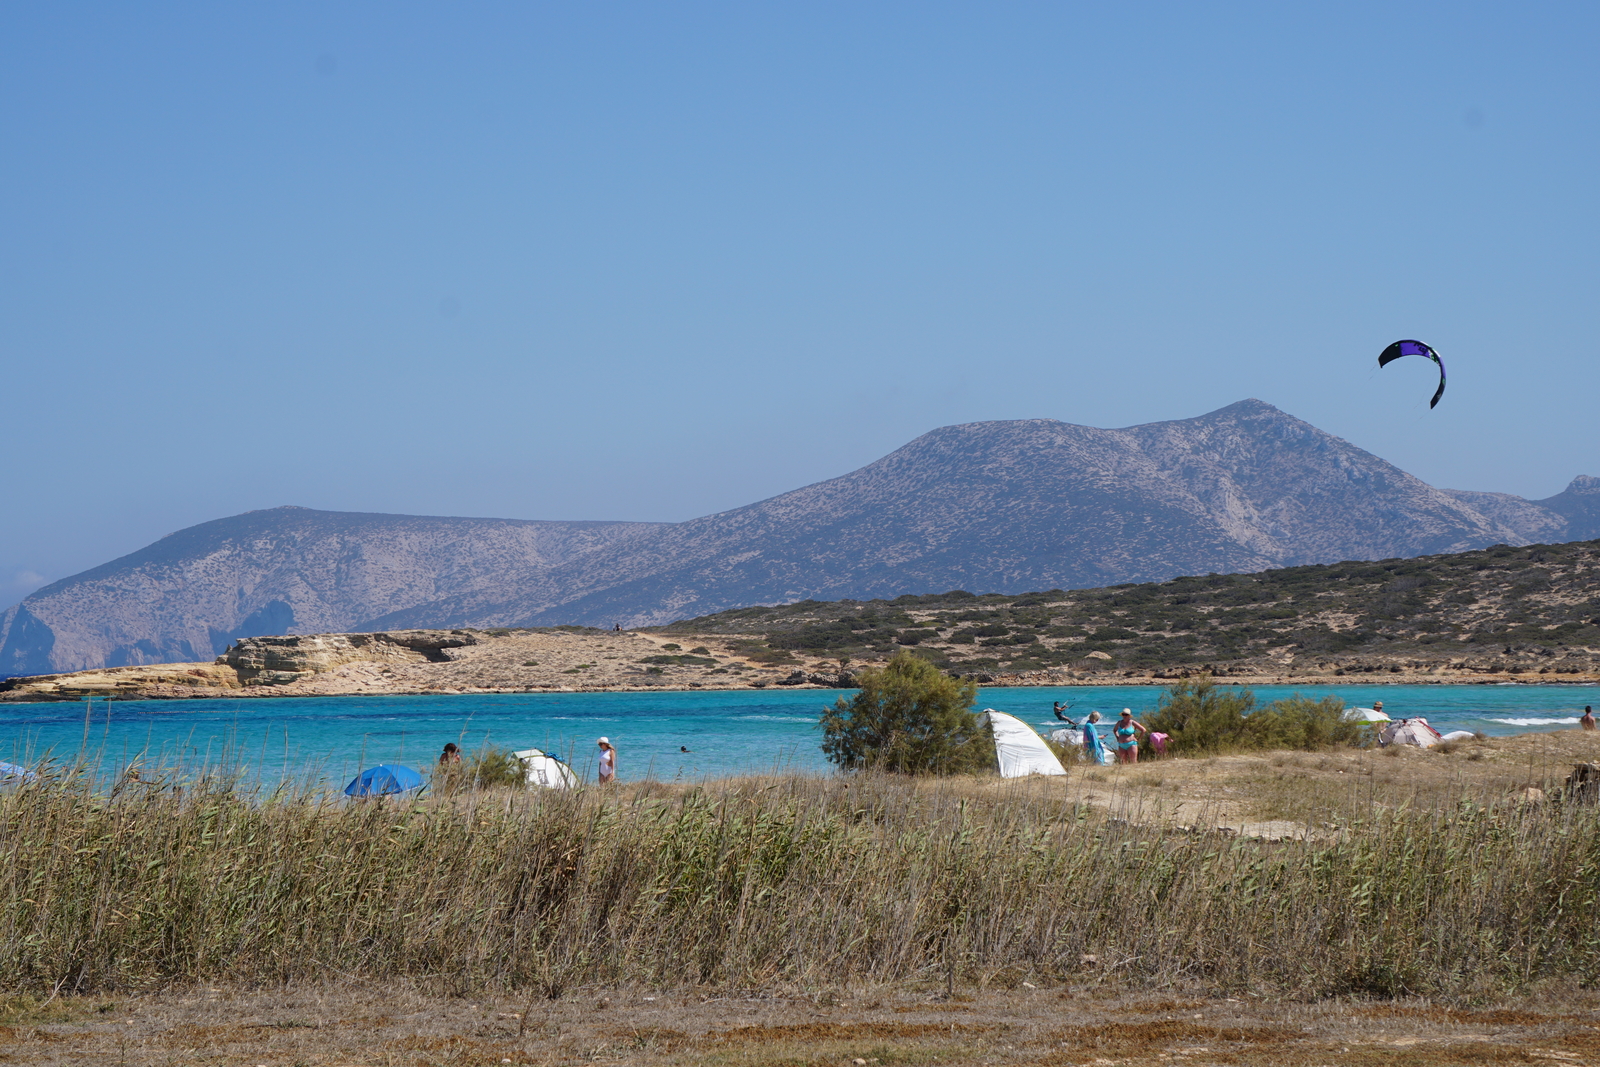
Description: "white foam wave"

(735, 715), (817, 723)
(1488, 717), (1580, 726)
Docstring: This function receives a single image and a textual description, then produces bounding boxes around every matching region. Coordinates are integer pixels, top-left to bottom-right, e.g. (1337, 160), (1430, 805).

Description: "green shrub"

(468, 747), (527, 789)
(1142, 677), (1364, 754)
(820, 651), (994, 774)
(730, 641), (798, 665)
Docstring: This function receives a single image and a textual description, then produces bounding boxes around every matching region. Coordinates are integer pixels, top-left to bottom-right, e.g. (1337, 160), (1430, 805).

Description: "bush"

(820, 651), (994, 774)
(468, 747), (527, 789)
(730, 641), (799, 665)
(1142, 677), (1364, 755)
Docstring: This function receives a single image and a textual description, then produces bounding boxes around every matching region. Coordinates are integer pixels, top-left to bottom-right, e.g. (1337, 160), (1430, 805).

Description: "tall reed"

(0, 769), (1595, 998)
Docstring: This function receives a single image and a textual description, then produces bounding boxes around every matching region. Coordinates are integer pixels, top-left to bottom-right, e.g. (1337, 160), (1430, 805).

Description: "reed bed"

(1, 768), (1596, 999)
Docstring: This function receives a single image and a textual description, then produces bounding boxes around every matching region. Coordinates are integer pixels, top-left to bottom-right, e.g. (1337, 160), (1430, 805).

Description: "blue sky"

(3, 2), (1597, 608)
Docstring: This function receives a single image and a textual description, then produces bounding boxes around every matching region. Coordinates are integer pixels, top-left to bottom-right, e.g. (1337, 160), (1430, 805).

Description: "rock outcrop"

(219, 630), (479, 685)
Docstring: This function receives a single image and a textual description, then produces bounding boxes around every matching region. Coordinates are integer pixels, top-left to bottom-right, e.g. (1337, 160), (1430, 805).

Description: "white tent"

(1377, 718), (1443, 748)
(514, 748), (578, 789)
(980, 710), (1067, 778)
(1342, 707), (1392, 723)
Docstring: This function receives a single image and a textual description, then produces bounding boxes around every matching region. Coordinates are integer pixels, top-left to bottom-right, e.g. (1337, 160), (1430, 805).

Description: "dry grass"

(7, 740), (1600, 1008)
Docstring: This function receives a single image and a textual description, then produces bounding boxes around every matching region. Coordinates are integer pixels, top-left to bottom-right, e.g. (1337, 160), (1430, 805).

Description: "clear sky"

(3, 2), (1597, 609)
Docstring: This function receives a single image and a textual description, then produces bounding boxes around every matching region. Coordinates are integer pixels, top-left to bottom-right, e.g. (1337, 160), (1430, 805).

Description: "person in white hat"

(597, 737), (616, 783)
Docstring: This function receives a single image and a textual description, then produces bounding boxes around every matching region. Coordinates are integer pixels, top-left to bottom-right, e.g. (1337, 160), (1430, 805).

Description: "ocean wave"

(1488, 717), (1580, 726)
(734, 715), (818, 723)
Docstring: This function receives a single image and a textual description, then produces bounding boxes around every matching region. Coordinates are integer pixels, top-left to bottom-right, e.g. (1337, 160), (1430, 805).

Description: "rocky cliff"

(3, 399), (1594, 675)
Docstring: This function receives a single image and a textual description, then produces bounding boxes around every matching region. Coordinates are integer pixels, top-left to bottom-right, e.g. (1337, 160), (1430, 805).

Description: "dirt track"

(10, 982), (1600, 1066)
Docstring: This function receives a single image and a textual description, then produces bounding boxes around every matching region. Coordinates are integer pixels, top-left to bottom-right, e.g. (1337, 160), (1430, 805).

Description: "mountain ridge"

(3, 399), (1595, 675)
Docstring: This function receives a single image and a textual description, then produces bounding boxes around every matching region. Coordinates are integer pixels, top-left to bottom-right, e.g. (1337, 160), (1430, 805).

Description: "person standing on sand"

(1081, 711), (1108, 764)
(1582, 706), (1595, 731)
(597, 737), (616, 783)
(1114, 709), (1148, 764)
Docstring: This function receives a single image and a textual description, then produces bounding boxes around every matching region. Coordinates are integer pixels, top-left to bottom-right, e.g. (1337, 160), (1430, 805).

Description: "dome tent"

(514, 747), (578, 789)
(1378, 718), (1443, 748)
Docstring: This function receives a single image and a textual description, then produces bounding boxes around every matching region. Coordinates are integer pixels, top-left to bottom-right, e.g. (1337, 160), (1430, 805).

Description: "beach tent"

(1342, 707), (1392, 723)
(0, 762), (38, 783)
(514, 748), (577, 790)
(1378, 718), (1443, 749)
(1439, 730), (1476, 743)
(344, 764), (425, 796)
(979, 711), (1067, 778)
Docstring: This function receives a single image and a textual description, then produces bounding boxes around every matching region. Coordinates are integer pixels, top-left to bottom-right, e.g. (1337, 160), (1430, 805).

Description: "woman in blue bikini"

(1113, 709), (1148, 764)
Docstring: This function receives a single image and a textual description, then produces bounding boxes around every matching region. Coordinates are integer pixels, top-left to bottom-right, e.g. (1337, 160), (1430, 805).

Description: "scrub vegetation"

(5, 755), (1600, 1003)
(1141, 678), (1368, 755)
(819, 652), (992, 773)
(662, 538), (1600, 679)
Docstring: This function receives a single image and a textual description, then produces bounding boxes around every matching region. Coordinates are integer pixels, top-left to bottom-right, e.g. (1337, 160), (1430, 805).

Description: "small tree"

(820, 652), (993, 774)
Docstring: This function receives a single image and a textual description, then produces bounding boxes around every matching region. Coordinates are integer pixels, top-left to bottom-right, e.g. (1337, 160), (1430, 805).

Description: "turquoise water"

(2, 682), (1595, 787)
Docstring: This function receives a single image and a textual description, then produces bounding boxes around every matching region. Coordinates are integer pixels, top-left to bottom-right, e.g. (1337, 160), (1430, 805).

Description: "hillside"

(665, 537), (1600, 682)
(6, 536), (1598, 700)
(0, 509), (663, 677)
(3, 399), (1597, 675)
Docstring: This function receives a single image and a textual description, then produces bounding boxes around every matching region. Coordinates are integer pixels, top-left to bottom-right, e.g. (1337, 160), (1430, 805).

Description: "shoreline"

(4, 669), (1596, 703)
(3, 626), (1595, 703)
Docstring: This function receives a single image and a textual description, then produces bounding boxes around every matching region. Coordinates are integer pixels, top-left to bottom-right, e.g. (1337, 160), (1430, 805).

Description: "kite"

(1378, 339), (1446, 409)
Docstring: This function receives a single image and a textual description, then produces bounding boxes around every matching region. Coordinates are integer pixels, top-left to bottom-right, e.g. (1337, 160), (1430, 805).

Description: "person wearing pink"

(597, 737), (617, 783)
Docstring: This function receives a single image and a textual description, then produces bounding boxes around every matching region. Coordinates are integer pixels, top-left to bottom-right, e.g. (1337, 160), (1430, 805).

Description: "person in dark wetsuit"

(1052, 701), (1078, 725)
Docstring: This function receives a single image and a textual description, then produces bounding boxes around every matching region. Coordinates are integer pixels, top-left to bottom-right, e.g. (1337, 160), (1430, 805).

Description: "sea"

(2, 682), (1595, 789)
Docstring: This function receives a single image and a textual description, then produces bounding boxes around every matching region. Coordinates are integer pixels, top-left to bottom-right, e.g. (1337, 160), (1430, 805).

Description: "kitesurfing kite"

(1378, 339), (1446, 408)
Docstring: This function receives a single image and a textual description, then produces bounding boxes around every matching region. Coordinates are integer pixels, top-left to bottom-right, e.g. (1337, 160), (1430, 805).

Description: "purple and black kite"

(1378, 339), (1446, 409)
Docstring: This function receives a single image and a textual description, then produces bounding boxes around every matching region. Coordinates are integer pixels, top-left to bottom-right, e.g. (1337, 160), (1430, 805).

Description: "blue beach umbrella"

(0, 762), (38, 783)
(344, 764), (425, 797)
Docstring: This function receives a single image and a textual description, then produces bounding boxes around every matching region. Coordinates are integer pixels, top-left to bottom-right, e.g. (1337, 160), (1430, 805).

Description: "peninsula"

(4, 536), (1596, 700)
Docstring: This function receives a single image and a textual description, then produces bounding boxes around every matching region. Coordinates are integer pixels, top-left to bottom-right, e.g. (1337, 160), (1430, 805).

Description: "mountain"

(3, 399), (1595, 676)
(0, 509), (663, 677)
